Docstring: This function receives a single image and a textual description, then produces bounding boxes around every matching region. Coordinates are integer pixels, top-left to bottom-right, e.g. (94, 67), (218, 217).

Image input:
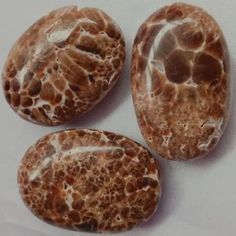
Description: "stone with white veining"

(2, 6), (125, 126)
(18, 129), (162, 233)
(131, 3), (231, 161)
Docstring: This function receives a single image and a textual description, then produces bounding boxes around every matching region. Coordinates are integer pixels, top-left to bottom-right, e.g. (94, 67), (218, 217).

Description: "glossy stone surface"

(131, 3), (230, 161)
(2, 6), (125, 126)
(18, 129), (161, 233)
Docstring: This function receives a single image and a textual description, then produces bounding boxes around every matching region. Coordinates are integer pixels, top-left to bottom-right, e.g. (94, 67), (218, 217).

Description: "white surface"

(0, 0), (236, 235)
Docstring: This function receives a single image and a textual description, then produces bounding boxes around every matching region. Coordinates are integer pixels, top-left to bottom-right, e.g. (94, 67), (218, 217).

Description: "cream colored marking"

(64, 183), (74, 211)
(144, 173), (158, 181)
(143, 186), (152, 191)
(198, 118), (223, 150)
(132, 157), (140, 162)
(65, 146), (123, 156)
(29, 157), (52, 181)
(185, 77), (198, 87)
(100, 133), (110, 142)
(151, 60), (165, 73)
(50, 138), (60, 154)
(47, 24), (77, 43)
(17, 65), (29, 84)
(77, 18), (97, 25)
(162, 133), (173, 147)
(34, 42), (45, 56)
(180, 144), (186, 153)
(46, 18), (97, 44)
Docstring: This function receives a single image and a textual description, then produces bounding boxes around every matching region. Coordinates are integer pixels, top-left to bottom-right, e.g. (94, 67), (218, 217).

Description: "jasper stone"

(131, 3), (230, 161)
(2, 6), (125, 126)
(18, 129), (161, 233)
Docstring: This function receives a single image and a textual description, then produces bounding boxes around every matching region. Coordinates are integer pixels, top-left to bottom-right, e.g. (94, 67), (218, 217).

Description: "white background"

(0, 0), (236, 235)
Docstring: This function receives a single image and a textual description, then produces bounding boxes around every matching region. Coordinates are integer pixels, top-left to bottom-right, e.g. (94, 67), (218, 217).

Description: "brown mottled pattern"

(131, 3), (230, 161)
(2, 6), (125, 126)
(18, 129), (161, 233)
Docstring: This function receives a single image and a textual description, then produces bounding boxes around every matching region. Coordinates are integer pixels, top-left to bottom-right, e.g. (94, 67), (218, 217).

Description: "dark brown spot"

(165, 50), (191, 83)
(88, 74), (95, 83)
(11, 79), (20, 92)
(206, 39), (224, 58)
(112, 58), (121, 69)
(175, 23), (204, 49)
(193, 53), (222, 83)
(28, 79), (42, 96)
(55, 199), (69, 214)
(68, 211), (81, 222)
(54, 106), (65, 118)
(69, 84), (80, 92)
(21, 97), (33, 107)
(11, 93), (21, 107)
(106, 23), (117, 38)
(72, 198), (84, 210)
(126, 182), (137, 193)
(22, 109), (31, 115)
(166, 6), (184, 21)
(54, 94), (62, 104)
(65, 99), (75, 108)
(40, 82), (55, 101)
(53, 63), (59, 71)
(3, 80), (10, 91)
(137, 177), (158, 189)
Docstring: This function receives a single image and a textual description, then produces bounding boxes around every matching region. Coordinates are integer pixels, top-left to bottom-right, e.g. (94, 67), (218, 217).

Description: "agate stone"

(2, 6), (125, 126)
(18, 129), (162, 232)
(131, 3), (230, 161)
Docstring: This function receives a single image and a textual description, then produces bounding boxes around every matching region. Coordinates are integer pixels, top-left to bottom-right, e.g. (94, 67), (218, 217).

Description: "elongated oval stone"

(18, 129), (161, 232)
(131, 3), (231, 161)
(2, 6), (125, 126)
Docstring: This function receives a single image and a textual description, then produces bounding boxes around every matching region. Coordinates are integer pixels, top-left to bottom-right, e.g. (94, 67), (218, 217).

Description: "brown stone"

(18, 129), (161, 233)
(2, 6), (125, 126)
(131, 3), (230, 161)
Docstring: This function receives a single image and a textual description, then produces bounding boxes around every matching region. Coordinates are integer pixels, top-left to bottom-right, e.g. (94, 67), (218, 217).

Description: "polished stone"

(2, 6), (125, 126)
(131, 3), (231, 161)
(18, 129), (162, 233)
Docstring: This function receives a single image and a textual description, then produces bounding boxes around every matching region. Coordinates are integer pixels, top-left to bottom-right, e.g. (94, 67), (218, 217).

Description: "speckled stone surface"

(2, 6), (125, 126)
(131, 3), (231, 161)
(18, 129), (162, 233)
